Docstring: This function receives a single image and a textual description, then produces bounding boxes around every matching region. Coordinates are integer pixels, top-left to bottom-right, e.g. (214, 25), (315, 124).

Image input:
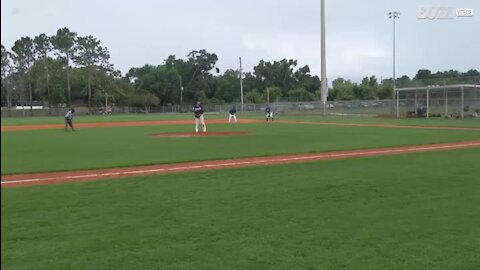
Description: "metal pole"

(267, 87), (270, 104)
(393, 17), (396, 98)
(175, 67), (183, 105)
(415, 90), (417, 117)
(461, 86), (464, 119)
(180, 86), (183, 105)
(389, 11), (400, 116)
(444, 88), (448, 117)
(396, 90), (399, 118)
(239, 57), (244, 112)
(392, 15), (396, 116)
(426, 88), (430, 118)
(320, 0), (327, 107)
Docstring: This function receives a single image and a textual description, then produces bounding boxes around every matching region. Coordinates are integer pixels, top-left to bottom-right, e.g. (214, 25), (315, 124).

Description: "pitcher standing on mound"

(193, 101), (206, 133)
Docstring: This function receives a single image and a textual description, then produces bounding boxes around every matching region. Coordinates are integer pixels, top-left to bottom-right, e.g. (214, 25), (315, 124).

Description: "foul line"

(2, 141), (479, 187)
(277, 120), (480, 131)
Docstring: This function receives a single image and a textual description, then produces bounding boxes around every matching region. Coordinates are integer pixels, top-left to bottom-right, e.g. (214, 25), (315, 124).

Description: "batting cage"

(394, 84), (480, 118)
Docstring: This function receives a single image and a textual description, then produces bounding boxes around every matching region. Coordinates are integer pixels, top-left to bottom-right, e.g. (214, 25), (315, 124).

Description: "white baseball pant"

(195, 115), (206, 133)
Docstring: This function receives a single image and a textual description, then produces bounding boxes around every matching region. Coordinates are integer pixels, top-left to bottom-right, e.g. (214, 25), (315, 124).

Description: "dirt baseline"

(2, 119), (479, 132)
(1, 119), (262, 131)
(2, 140), (479, 187)
(153, 131), (249, 138)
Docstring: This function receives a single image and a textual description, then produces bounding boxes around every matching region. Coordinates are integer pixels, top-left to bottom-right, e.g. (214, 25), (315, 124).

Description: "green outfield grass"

(2, 113), (480, 127)
(2, 148), (479, 269)
(2, 122), (480, 174)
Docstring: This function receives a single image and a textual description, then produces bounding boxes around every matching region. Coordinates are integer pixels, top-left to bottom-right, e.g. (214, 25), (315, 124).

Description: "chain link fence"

(3, 97), (479, 118)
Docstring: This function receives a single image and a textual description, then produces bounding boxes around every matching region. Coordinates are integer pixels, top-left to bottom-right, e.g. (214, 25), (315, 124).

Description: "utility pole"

(320, 0), (328, 111)
(389, 11), (400, 117)
(239, 57), (244, 112)
(174, 68), (183, 105)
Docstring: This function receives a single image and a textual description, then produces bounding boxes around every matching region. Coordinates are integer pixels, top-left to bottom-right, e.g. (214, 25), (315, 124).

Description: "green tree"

(293, 65), (321, 93)
(415, 69), (432, 80)
(378, 79), (393, 100)
(164, 55), (186, 104)
(288, 87), (315, 101)
(183, 50), (219, 102)
(11, 37), (35, 114)
(242, 73), (257, 95)
(52, 27), (77, 106)
(1, 44), (13, 106)
(33, 34), (53, 111)
(253, 59), (298, 96)
(245, 89), (263, 103)
(31, 58), (66, 107)
(266, 86), (282, 102)
(1, 44), (9, 80)
(108, 77), (136, 106)
(413, 69), (433, 86)
(128, 91), (160, 111)
(92, 69), (121, 107)
(395, 75), (411, 88)
(215, 69), (240, 103)
(331, 78), (354, 100)
(195, 90), (208, 103)
(128, 50), (220, 105)
(74, 35), (112, 109)
(127, 65), (180, 105)
(356, 76), (377, 100)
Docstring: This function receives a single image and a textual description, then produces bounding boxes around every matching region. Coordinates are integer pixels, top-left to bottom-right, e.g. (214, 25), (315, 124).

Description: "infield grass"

(2, 122), (480, 174)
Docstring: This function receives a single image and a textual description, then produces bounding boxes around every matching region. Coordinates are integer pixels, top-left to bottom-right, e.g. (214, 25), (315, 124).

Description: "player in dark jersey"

(265, 105), (274, 121)
(193, 101), (206, 133)
(64, 108), (75, 131)
(228, 107), (237, 122)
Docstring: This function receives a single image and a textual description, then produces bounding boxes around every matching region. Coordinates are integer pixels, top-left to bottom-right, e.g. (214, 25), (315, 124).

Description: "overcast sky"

(2, 0), (479, 82)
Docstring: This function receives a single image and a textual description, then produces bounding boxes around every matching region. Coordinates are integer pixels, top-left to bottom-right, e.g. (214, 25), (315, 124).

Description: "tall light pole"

(320, 0), (327, 109)
(389, 11), (400, 117)
(239, 57), (244, 112)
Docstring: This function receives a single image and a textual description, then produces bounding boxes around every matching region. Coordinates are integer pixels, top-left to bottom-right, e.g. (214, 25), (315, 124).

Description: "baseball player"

(265, 104), (274, 121)
(193, 101), (206, 133)
(64, 108), (75, 131)
(228, 107), (238, 123)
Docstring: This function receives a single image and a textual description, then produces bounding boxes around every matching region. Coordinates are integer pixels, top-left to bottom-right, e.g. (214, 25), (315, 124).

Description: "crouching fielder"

(193, 101), (206, 133)
(228, 107), (237, 122)
(265, 105), (274, 121)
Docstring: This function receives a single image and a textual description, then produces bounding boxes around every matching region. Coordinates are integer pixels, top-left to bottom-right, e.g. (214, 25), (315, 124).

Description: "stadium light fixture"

(389, 11), (400, 117)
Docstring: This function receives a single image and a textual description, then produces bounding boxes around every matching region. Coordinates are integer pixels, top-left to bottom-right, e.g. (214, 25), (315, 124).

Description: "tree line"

(1, 27), (114, 113)
(2, 27), (478, 114)
(330, 69), (479, 101)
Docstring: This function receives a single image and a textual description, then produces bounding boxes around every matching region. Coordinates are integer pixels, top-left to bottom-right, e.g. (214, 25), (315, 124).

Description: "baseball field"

(1, 113), (480, 269)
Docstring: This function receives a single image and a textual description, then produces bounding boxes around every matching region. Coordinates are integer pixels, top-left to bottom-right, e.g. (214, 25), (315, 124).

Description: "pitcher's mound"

(153, 131), (249, 138)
